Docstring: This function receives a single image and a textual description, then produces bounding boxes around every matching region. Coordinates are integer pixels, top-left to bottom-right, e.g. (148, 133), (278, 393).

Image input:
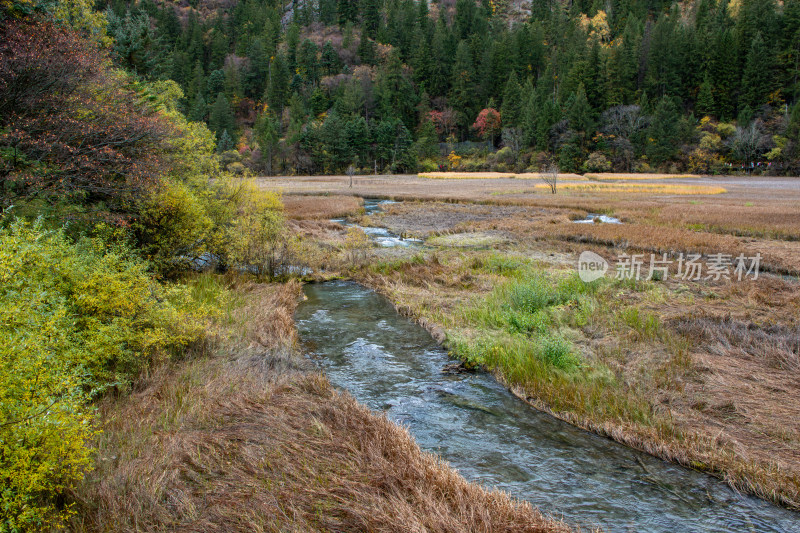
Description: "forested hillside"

(100, 0), (800, 175)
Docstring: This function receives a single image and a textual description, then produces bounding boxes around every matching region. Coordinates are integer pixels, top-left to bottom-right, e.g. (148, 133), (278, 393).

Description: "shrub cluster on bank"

(0, 8), (290, 530)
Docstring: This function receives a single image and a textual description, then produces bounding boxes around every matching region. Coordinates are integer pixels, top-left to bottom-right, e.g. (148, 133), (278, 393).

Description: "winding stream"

(332, 198), (423, 247)
(296, 281), (799, 532)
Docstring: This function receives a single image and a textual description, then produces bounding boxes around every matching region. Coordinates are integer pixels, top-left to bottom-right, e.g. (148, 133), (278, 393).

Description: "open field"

(267, 175), (800, 275)
(533, 183), (727, 194)
(418, 172), (704, 181)
(282, 194), (363, 219)
(584, 173), (703, 180)
(68, 278), (567, 532)
(267, 174), (800, 510)
(419, 172), (587, 180)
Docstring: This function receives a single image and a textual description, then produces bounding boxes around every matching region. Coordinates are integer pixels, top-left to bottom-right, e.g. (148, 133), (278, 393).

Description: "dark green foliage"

(209, 93), (237, 139)
(742, 33), (773, 111)
(266, 53), (290, 112)
(361, 0), (381, 38)
(107, 9), (164, 77)
(500, 73), (523, 128)
(567, 84), (595, 138)
(357, 34), (378, 65)
(216, 129), (234, 152)
(321, 41), (342, 75)
(696, 75), (715, 117)
(99, 0), (800, 174)
(646, 95), (681, 165)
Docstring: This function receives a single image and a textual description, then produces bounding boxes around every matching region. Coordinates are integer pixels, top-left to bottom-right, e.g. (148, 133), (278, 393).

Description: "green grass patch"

(438, 263), (669, 427)
(368, 253), (428, 274)
(469, 252), (526, 275)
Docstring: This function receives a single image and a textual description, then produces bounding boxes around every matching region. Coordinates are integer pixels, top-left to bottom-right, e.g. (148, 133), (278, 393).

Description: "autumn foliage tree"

(472, 108), (502, 146)
(0, 19), (173, 224)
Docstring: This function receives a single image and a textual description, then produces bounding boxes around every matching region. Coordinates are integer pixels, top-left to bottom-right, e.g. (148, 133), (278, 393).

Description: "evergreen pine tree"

(646, 96), (681, 165)
(107, 9), (162, 78)
(696, 74), (715, 118)
(266, 53), (290, 113)
(321, 41), (342, 75)
(449, 40), (477, 134)
(357, 35), (377, 65)
(338, 0), (359, 26)
(742, 32), (772, 111)
(500, 73), (523, 128)
(361, 0), (381, 38)
(310, 87), (330, 116)
(568, 83), (594, 137)
(209, 93), (237, 138)
(190, 94), (207, 122)
(217, 129), (234, 152)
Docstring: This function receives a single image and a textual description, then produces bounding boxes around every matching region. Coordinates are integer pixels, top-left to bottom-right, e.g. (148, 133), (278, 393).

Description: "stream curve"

(296, 281), (800, 532)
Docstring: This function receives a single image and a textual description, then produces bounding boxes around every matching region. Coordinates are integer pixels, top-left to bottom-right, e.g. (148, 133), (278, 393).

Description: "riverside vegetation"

(270, 174), (800, 513)
(0, 4), (567, 531)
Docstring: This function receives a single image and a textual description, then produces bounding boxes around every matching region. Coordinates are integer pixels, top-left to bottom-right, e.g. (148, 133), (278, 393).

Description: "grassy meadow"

(271, 174), (800, 511)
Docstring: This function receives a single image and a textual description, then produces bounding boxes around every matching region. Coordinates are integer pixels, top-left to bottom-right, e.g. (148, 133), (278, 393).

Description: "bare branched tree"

(541, 163), (559, 194)
(601, 105), (649, 139)
(728, 120), (771, 174)
(501, 127), (523, 154)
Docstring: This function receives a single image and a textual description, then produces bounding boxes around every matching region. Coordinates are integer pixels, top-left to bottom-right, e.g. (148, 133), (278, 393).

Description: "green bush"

(0, 220), (208, 530)
(418, 158), (439, 172)
(506, 272), (592, 315)
(582, 152), (612, 173)
(539, 335), (580, 370)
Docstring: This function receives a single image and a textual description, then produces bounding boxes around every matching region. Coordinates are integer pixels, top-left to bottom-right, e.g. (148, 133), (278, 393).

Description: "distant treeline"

(103, 0), (800, 174)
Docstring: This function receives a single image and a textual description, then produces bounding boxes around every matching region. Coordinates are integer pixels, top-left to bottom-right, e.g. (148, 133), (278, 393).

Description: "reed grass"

(535, 183), (727, 194)
(585, 173), (703, 181)
(69, 278), (568, 532)
(354, 250), (800, 509)
(418, 172), (587, 180)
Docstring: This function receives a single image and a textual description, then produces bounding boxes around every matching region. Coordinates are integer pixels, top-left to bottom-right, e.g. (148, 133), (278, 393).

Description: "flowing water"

(573, 213), (623, 224)
(332, 198), (423, 248)
(296, 281), (800, 532)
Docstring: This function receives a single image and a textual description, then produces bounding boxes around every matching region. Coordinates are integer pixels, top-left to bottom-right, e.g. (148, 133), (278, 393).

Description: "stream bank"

(297, 281), (800, 532)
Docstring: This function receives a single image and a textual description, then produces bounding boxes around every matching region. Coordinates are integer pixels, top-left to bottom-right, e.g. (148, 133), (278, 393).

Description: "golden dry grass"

(353, 251), (800, 510)
(623, 202), (800, 241)
(535, 183), (727, 195)
(282, 194), (363, 219)
(547, 222), (800, 276)
(585, 173), (703, 180)
(68, 280), (568, 532)
(419, 171), (587, 180)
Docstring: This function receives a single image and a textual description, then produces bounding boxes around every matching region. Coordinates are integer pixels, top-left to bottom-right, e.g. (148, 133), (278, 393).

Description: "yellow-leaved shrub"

(223, 179), (286, 277)
(0, 220), (208, 530)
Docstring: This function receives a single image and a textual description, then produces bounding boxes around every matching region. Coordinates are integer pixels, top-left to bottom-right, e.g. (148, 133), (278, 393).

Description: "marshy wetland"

(271, 173), (800, 530)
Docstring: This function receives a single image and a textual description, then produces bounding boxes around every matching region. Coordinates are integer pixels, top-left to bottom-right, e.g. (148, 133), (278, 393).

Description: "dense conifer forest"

(100, 0), (800, 175)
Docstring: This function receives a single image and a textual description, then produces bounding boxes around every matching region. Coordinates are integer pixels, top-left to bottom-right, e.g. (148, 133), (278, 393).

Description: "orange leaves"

(472, 108), (502, 140)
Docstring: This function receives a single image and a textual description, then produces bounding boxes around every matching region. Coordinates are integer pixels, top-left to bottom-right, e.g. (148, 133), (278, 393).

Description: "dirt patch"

(428, 232), (512, 248)
(378, 202), (540, 236)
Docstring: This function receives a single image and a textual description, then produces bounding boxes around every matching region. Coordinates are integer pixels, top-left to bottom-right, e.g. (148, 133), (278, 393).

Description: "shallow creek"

(296, 281), (799, 532)
(331, 198), (423, 247)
